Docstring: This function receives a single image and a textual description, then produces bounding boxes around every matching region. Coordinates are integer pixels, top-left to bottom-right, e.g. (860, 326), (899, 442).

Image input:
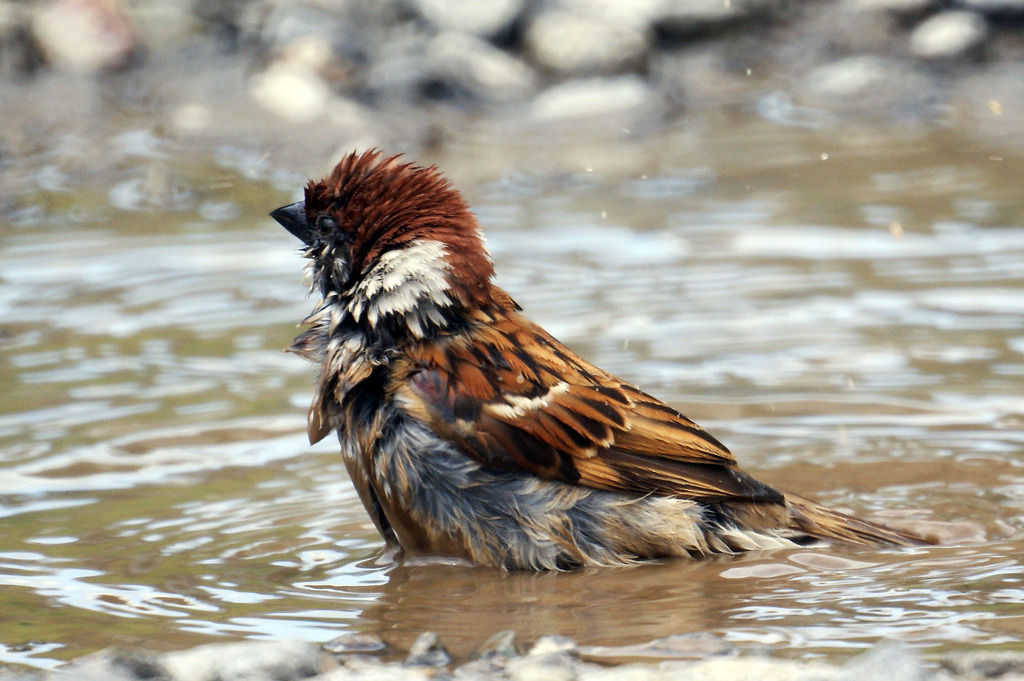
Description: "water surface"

(1, 120), (1022, 668)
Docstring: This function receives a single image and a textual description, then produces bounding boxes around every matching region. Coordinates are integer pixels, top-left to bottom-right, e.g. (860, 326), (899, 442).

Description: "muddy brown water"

(1, 119), (1022, 669)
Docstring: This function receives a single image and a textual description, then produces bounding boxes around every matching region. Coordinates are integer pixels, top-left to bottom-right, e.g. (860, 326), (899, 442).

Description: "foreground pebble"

(9, 633), (1024, 681)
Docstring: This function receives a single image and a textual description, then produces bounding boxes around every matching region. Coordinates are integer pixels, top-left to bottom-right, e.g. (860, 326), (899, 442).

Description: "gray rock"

(529, 635), (579, 657)
(807, 2), (903, 53)
(524, 9), (649, 75)
(0, 2), (40, 77)
(796, 52), (943, 119)
(529, 76), (662, 123)
(941, 650), (1024, 678)
(322, 633), (388, 656)
(623, 656), (841, 681)
(780, 1), (898, 59)
(0, 670), (43, 681)
(805, 55), (892, 97)
(581, 632), (734, 664)
(838, 644), (929, 681)
(506, 654), (580, 681)
(848, 0), (938, 18)
(409, 0), (524, 38)
(126, 0), (198, 50)
(323, 656), (436, 681)
(423, 31), (537, 104)
(404, 632), (451, 667)
(910, 11), (988, 60)
(51, 648), (167, 681)
(957, 0), (1024, 15)
(160, 640), (321, 681)
(474, 630), (522, 659)
(257, 3), (367, 69)
(650, 44), (758, 109)
(362, 28), (430, 102)
(803, 55), (931, 103)
(365, 28), (536, 105)
(7, 638), (1019, 681)
(458, 643), (589, 681)
(652, 0), (771, 38)
(253, 3), (367, 105)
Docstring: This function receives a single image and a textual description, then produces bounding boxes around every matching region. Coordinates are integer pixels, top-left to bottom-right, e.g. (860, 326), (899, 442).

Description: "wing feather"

(396, 308), (782, 505)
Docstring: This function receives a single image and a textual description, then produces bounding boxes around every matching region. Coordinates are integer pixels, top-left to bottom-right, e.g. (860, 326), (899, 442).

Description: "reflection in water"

(1, 122), (1023, 668)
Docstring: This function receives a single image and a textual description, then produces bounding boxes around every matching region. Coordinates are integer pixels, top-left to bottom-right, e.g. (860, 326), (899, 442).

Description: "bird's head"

(272, 150), (495, 341)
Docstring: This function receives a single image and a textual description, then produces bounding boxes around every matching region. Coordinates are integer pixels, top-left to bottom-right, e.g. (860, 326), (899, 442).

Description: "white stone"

(530, 76), (657, 122)
(804, 55), (892, 99)
(251, 61), (330, 122)
(525, 9), (649, 75)
(31, 0), (138, 73)
(910, 10), (988, 59)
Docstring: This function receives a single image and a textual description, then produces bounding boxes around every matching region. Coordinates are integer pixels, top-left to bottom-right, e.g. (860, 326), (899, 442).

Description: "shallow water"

(1, 120), (1022, 669)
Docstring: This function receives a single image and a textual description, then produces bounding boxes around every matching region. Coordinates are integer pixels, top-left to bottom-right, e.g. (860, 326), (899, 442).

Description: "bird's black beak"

(271, 201), (313, 245)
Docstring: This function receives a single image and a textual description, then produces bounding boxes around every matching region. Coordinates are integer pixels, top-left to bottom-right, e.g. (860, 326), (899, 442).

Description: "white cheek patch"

(349, 239), (455, 336)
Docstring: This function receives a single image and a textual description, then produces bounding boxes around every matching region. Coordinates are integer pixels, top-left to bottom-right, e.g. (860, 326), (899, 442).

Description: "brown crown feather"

(304, 150), (496, 309)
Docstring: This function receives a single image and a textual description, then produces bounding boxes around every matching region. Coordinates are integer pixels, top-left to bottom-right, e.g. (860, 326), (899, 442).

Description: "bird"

(271, 149), (930, 570)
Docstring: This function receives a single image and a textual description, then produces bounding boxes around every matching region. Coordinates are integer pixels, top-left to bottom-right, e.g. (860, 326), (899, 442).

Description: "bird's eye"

(316, 215), (339, 235)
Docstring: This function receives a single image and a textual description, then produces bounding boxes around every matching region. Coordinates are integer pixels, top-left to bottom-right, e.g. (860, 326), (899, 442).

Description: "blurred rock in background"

(1, 0), (1023, 172)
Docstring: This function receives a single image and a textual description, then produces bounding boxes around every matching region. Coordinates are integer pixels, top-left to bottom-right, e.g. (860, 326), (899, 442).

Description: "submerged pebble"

(404, 631), (452, 667)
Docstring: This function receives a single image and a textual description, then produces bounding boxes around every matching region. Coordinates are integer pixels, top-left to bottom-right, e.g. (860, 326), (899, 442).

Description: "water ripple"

(1, 126), (1023, 665)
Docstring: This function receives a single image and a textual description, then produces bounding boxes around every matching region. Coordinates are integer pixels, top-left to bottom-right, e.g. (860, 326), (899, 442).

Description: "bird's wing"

(396, 308), (783, 505)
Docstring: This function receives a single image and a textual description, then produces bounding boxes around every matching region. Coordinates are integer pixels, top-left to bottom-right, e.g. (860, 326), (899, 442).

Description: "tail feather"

(784, 493), (933, 547)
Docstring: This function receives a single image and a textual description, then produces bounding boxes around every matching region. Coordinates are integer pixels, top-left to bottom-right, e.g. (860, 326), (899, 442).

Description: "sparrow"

(271, 150), (930, 571)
